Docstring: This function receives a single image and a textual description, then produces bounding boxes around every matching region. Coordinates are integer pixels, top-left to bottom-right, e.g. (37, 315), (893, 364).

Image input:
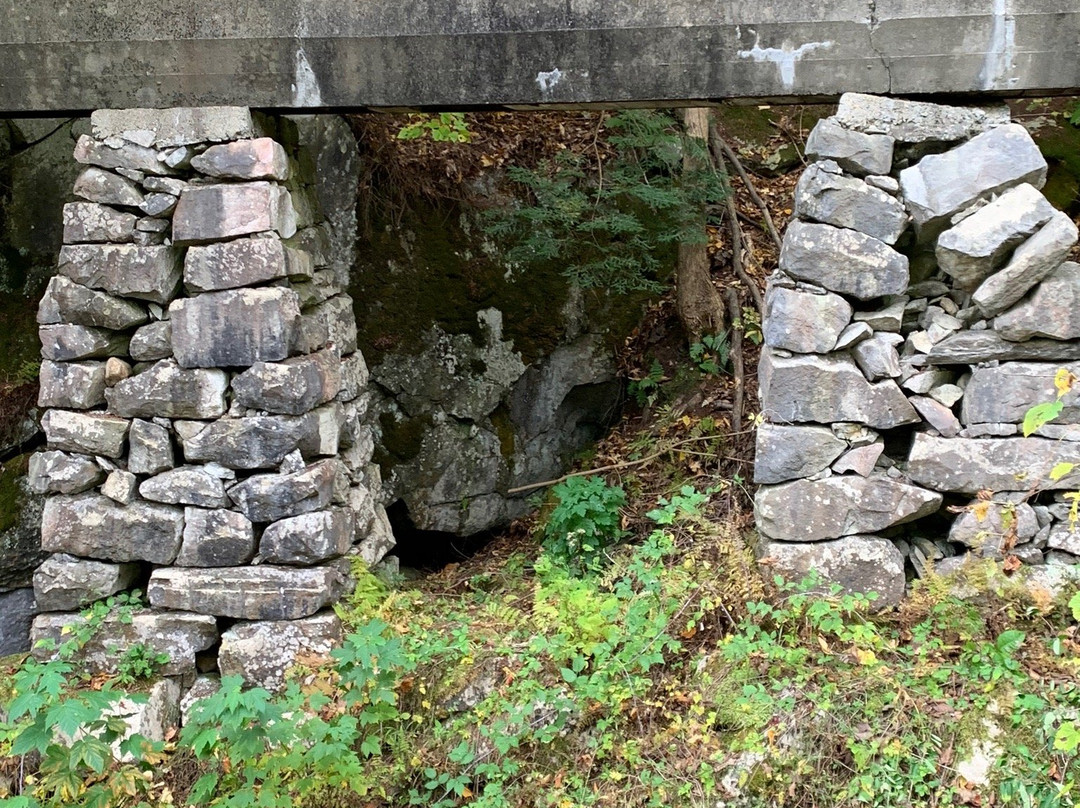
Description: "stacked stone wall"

(26, 107), (394, 693)
(756, 93), (1080, 606)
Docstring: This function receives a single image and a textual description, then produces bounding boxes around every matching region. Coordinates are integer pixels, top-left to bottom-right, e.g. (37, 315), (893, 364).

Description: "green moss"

(376, 411), (432, 465)
(488, 404), (517, 460)
(0, 453), (29, 535)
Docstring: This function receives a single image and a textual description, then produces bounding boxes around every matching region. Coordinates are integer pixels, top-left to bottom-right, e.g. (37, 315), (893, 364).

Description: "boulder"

(906, 434), (1080, 494)
(172, 182), (297, 244)
(41, 493), (184, 564)
(62, 202), (137, 243)
(170, 288), (301, 368)
(259, 508), (354, 565)
(129, 321), (173, 362)
(39, 324), (130, 362)
(231, 349), (341, 415)
(31, 610), (218, 676)
(754, 475), (942, 542)
(106, 359), (228, 419)
(935, 184), (1057, 289)
(33, 554), (139, 611)
(357, 503), (396, 567)
(128, 419), (175, 475)
(793, 161), (907, 243)
(778, 221), (908, 300)
(962, 363), (1080, 425)
(762, 282), (852, 354)
(757, 535), (906, 609)
(971, 212), (1078, 318)
(148, 566), (344, 620)
(39, 275), (147, 331)
(758, 348), (919, 429)
(927, 331), (1080, 365)
(42, 409), (129, 458)
(218, 613), (343, 692)
(72, 167), (144, 207)
(27, 450), (105, 495)
(58, 244), (182, 304)
(190, 138), (290, 181)
(175, 507), (256, 567)
(995, 262), (1080, 342)
(1048, 523), (1080, 556)
(833, 93), (1010, 143)
(227, 460), (338, 522)
(899, 124), (1047, 236)
(753, 423), (847, 484)
(803, 119), (894, 176)
(139, 467), (230, 508)
(0, 589), (37, 656)
(183, 237), (312, 293)
(37, 360), (106, 409)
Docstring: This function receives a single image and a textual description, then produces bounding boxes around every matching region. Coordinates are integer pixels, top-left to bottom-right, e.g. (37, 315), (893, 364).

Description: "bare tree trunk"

(675, 108), (726, 344)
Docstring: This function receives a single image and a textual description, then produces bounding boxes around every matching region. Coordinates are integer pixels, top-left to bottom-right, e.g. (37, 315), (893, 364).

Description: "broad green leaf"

(1022, 400), (1063, 437)
(1050, 462), (1076, 481)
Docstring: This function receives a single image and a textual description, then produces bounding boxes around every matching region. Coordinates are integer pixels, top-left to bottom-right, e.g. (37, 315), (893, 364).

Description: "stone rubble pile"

(27, 107), (395, 701)
(756, 93), (1080, 607)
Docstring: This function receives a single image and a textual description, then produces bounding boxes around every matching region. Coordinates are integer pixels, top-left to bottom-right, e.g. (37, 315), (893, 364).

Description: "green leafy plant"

(688, 333), (729, 375)
(627, 359), (664, 407)
(397, 112), (471, 143)
(541, 475), (628, 571)
(111, 644), (169, 687)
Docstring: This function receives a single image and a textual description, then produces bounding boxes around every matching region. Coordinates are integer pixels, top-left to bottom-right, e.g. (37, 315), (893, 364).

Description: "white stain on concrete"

(536, 68), (564, 96)
(292, 47), (323, 107)
(979, 0), (1018, 90)
(737, 30), (832, 91)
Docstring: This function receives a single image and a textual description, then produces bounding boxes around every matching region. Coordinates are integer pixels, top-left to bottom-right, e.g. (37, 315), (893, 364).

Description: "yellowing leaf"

(854, 647), (878, 666)
(817, 635), (832, 655)
(1050, 462), (1076, 481)
(1055, 368), (1077, 398)
(972, 501), (991, 522)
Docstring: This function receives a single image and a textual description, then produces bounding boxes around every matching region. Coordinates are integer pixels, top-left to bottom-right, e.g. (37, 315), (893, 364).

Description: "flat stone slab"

(995, 262), (1080, 342)
(833, 94), (1010, 143)
(962, 362), (1080, 426)
(172, 182), (297, 244)
(899, 123), (1047, 236)
(763, 282), (852, 354)
(40, 275), (148, 331)
(33, 554), (139, 612)
(778, 220), (908, 300)
(190, 138), (290, 181)
(793, 161), (907, 243)
(927, 331), (1080, 365)
(948, 500), (1039, 556)
(259, 508), (354, 565)
(227, 460), (338, 522)
(62, 202), (137, 244)
(176, 413), (317, 469)
(231, 348), (341, 415)
(91, 107), (260, 148)
(140, 466), (230, 508)
(753, 423), (847, 484)
(41, 493), (184, 564)
(755, 475), (942, 542)
(907, 434), (1080, 494)
(219, 613), (343, 692)
(758, 535), (906, 609)
(28, 450), (105, 495)
(759, 348), (918, 429)
(58, 244), (182, 304)
(106, 359), (228, 419)
(73, 167), (144, 207)
(42, 409), (129, 458)
(128, 419), (175, 475)
(170, 287), (301, 368)
(39, 324), (130, 361)
(31, 609), (217, 676)
(37, 359), (106, 409)
(183, 237), (312, 293)
(74, 134), (172, 176)
(148, 566), (345, 620)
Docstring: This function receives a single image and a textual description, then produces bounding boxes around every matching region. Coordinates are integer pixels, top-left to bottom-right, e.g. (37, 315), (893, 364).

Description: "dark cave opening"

(385, 499), (498, 572)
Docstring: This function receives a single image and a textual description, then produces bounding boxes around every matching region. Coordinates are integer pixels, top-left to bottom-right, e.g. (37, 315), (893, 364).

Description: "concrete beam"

(2, 0), (1079, 113)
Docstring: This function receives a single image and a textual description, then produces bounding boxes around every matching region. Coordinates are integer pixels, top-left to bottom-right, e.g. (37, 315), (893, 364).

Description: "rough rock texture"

(779, 221), (908, 300)
(832, 94), (1009, 144)
(962, 363), (1080, 425)
(175, 507), (256, 567)
(39, 324), (130, 361)
(148, 566), (344, 620)
(37, 360), (106, 409)
(128, 419), (175, 475)
(948, 501), (1039, 556)
(33, 554), (138, 611)
(907, 434), (1080, 494)
(995, 262), (1080, 342)
(175, 414), (320, 469)
(753, 424), (847, 484)
(106, 360), (228, 419)
(803, 118), (893, 176)
(219, 614), (343, 692)
(227, 461), (338, 522)
(763, 282), (851, 354)
(40, 275), (147, 330)
(231, 349), (340, 415)
(259, 509), (354, 565)
(0, 589), (37, 656)
(183, 238), (311, 293)
(171, 287), (301, 368)
(58, 244), (181, 304)
(172, 182), (297, 244)
(190, 138), (289, 181)
(41, 493), (184, 563)
(140, 466), (230, 508)
(928, 332), (1080, 365)
(62, 202), (137, 243)
(793, 161), (907, 243)
(27, 450), (104, 495)
(42, 409), (128, 458)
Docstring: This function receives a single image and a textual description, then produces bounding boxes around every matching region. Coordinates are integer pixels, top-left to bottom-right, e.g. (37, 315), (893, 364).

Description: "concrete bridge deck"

(2, 0), (1079, 113)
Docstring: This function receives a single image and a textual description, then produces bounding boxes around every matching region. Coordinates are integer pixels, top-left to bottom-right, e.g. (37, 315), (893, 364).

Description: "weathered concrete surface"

(2, 1), (1079, 112)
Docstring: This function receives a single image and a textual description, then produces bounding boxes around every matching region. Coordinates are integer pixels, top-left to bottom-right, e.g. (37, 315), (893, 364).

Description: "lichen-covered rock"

(33, 554), (139, 611)
(259, 508), (354, 565)
(175, 507), (256, 567)
(139, 466), (230, 508)
(231, 349), (341, 415)
(907, 434), (1080, 494)
(763, 282), (852, 354)
(948, 501), (1039, 556)
(41, 493), (184, 564)
(803, 118), (894, 175)
(128, 419), (175, 475)
(73, 135), (173, 176)
(190, 138), (290, 181)
(106, 359), (228, 419)
(833, 93), (1009, 144)
(292, 294), (358, 355)
(62, 202), (137, 243)
(170, 287), (301, 368)
(227, 460), (339, 522)
(962, 362), (1080, 425)
(754, 475), (942, 542)
(172, 182), (297, 244)
(129, 321), (172, 362)
(38, 324), (129, 362)
(219, 613), (343, 692)
(38, 275), (147, 331)
(183, 237), (312, 293)
(91, 107), (261, 149)
(778, 221), (908, 300)
(793, 161), (908, 243)
(72, 167), (145, 207)
(37, 360), (106, 409)
(851, 333), (903, 381)
(175, 412), (321, 469)
(758, 535), (906, 609)
(995, 262), (1080, 342)
(27, 450), (104, 495)
(927, 331), (1080, 365)
(58, 244), (181, 304)
(148, 566), (344, 620)
(753, 424), (847, 484)
(42, 409), (129, 457)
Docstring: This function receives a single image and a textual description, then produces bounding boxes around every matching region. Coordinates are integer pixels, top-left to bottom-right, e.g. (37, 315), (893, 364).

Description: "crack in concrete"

(866, 0), (893, 94)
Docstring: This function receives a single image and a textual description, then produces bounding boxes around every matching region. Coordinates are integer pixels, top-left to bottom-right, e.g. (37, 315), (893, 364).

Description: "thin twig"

(709, 123), (783, 252)
(708, 135), (764, 316)
(724, 288), (746, 434)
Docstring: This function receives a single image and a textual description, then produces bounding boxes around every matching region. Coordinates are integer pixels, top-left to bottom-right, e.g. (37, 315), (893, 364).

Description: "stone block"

(39, 276), (148, 331)
(971, 212), (1078, 318)
(803, 119), (894, 175)
(831, 443), (884, 476)
(101, 469), (138, 504)
(948, 501), (1039, 556)
(140, 467), (230, 508)
(72, 167), (145, 207)
(232, 348), (341, 415)
(31, 610), (218, 677)
(757, 535), (906, 609)
(0, 589), (37, 656)
(763, 282), (851, 354)
(42, 409), (129, 458)
(907, 434), (1080, 494)
(793, 161), (907, 243)
(37, 360), (106, 409)
(176, 413), (316, 469)
(41, 493), (184, 564)
(936, 184), (1057, 290)
(910, 395), (961, 437)
(170, 288), (301, 368)
(962, 362), (1080, 425)
(753, 424), (846, 484)
(758, 348), (918, 429)
(104, 357), (132, 386)
(106, 359), (228, 419)
(219, 613), (343, 692)
(33, 554), (139, 612)
(183, 237), (312, 293)
(28, 450), (105, 495)
(928, 331), (1080, 365)
(129, 321), (172, 362)
(292, 294), (358, 355)
(851, 333), (902, 381)
(91, 107), (260, 148)
(39, 324), (131, 362)
(74, 134), (172, 176)
(755, 475), (941, 542)
(62, 202), (137, 244)
(833, 93), (1010, 143)
(128, 419), (175, 476)
(175, 507), (256, 567)
(58, 244), (181, 305)
(190, 138), (290, 180)
(899, 124), (1047, 235)
(778, 221), (908, 300)
(260, 508), (354, 565)
(172, 182), (297, 244)
(995, 262), (1080, 342)
(1048, 523), (1080, 556)
(227, 460), (338, 522)
(148, 566), (344, 621)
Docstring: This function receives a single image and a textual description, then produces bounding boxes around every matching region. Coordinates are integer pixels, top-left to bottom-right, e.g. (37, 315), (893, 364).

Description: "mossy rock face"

(1010, 98), (1080, 215)
(0, 452), (46, 591)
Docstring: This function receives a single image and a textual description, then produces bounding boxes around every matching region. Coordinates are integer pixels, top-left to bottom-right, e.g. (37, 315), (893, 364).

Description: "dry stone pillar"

(29, 107), (394, 691)
(756, 93), (1080, 606)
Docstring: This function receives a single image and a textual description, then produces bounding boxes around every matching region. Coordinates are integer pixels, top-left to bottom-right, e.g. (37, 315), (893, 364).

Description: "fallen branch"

(709, 121), (783, 252)
(724, 287), (746, 434)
